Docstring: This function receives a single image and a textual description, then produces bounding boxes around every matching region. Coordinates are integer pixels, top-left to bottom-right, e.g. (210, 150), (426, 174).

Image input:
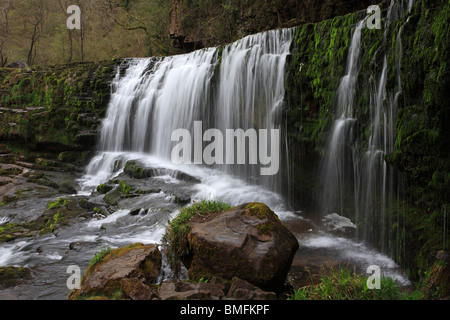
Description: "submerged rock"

(185, 202), (299, 292)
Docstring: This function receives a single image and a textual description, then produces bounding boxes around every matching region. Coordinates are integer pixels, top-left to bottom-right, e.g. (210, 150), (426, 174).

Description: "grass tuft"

(287, 267), (421, 300)
(89, 247), (112, 268)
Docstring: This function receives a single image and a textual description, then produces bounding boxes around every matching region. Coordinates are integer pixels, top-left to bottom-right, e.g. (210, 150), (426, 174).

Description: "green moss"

(286, 11), (358, 153)
(118, 180), (133, 196)
(256, 221), (276, 235)
(245, 202), (280, 222)
(0, 61), (116, 150)
(47, 197), (68, 210)
(0, 267), (31, 288)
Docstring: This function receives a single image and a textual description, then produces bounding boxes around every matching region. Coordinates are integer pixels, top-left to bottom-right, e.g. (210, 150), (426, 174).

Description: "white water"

(299, 233), (410, 285)
(319, 0), (417, 257)
(320, 20), (365, 216)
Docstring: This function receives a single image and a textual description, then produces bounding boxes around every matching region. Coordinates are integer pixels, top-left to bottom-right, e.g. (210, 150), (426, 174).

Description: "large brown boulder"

(68, 243), (161, 300)
(185, 203), (299, 292)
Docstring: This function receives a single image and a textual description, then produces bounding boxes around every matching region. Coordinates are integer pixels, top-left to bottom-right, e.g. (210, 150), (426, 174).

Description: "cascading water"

(82, 28), (294, 200)
(319, 0), (416, 257)
(319, 20), (365, 217)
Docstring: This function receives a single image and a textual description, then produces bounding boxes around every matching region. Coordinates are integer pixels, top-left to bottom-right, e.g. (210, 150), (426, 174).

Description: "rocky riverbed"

(0, 144), (414, 300)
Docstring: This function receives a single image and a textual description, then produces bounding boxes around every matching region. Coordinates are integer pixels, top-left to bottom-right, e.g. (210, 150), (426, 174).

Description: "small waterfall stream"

(319, 0), (416, 257)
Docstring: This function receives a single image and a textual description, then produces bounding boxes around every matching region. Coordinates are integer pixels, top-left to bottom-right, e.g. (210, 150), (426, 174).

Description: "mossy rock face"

(186, 203), (299, 292)
(0, 60), (117, 153)
(68, 243), (162, 300)
(0, 267), (31, 288)
(422, 251), (450, 300)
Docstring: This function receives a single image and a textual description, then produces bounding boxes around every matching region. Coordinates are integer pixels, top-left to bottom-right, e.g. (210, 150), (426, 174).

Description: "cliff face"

(169, 0), (379, 51)
(285, 0), (449, 279)
(0, 61), (117, 154)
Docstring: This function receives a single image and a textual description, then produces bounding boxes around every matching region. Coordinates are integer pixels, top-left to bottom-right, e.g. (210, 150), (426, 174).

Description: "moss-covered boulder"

(185, 203), (299, 292)
(68, 243), (162, 300)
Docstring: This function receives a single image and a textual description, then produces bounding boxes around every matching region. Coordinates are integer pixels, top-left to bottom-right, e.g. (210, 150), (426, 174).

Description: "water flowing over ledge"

(4, 0), (446, 299)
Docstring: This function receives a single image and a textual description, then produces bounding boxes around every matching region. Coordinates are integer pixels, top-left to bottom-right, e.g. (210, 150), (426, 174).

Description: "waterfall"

(319, 0), (416, 255)
(319, 20), (365, 217)
(82, 28), (294, 199)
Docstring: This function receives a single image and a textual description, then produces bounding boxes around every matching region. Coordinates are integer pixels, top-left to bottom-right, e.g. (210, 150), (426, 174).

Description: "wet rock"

(75, 131), (98, 149)
(68, 243), (162, 300)
(186, 203), (299, 292)
(104, 187), (122, 206)
(124, 160), (201, 183)
(173, 192), (191, 205)
(322, 213), (356, 237)
(158, 279), (225, 300)
(288, 252), (341, 289)
(0, 267), (31, 289)
(0, 197), (89, 244)
(121, 278), (158, 300)
(96, 184), (114, 194)
(59, 182), (77, 194)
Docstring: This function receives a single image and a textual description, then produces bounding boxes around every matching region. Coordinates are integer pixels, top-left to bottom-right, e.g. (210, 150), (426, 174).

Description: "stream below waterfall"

(0, 152), (410, 300)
